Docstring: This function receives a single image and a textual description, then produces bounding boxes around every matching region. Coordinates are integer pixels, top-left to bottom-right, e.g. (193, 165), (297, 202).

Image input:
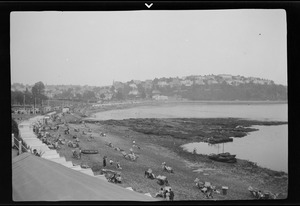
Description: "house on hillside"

(129, 90), (139, 96)
(207, 79), (218, 85)
(180, 79), (193, 87)
(62, 107), (70, 113)
(152, 94), (168, 100)
(194, 79), (205, 85)
(169, 78), (182, 88)
(129, 83), (137, 89)
(226, 80), (244, 86)
(157, 81), (168, 87)
(152, 90), (161, 96)
(218, 74), (233, 80)
(252, 79), (266, 85)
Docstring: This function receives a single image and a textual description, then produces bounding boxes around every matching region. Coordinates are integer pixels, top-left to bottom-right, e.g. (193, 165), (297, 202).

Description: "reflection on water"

(182, 125), (288, 173)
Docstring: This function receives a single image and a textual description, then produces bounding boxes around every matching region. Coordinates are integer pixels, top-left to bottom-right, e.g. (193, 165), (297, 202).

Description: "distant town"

(11, 74), (287, 114)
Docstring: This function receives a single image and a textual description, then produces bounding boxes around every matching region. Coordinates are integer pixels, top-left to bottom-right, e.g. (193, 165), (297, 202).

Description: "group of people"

(72, 148), (82, 159)
(103, 156), (122, 170)
(155, 187), (175, 201)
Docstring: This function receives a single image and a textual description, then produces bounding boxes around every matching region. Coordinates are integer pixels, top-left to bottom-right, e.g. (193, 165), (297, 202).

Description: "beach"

(14, 101), (288, 200)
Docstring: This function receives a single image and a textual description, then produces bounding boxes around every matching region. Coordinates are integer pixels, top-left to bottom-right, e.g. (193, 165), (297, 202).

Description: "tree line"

(11, 81), (48, 105)
(11, 80), (288, 104)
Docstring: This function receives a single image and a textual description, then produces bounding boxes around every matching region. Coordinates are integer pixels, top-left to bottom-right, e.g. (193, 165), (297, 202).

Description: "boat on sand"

(208, 153), (237, 163)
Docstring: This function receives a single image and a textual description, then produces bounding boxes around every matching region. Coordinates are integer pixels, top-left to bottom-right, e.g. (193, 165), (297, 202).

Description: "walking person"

(78, 147), (82, 159)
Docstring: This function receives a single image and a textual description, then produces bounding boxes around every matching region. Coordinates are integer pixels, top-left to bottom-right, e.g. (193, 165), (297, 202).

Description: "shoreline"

(87, 117), (287, 174)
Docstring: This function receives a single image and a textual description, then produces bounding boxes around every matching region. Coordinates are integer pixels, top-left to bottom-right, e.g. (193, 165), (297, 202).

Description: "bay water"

(90, 102), (288, 172)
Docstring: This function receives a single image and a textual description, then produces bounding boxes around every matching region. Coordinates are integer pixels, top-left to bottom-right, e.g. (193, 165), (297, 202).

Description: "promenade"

(12, 114), (155, 201)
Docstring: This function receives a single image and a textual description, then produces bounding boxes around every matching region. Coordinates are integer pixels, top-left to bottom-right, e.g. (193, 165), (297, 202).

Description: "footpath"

(13, 114), (156, 199)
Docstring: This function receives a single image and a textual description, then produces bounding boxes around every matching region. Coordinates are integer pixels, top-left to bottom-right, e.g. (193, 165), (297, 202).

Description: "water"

(90, 102), (288, 172)
(90, 102), (287, 121)
(182, 125), (288, 172)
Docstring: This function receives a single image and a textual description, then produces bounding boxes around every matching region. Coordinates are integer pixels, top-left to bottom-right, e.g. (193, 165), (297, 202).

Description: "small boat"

(81, 149), (99, 154)
(218, 152), (236, 158)
(208, 153), (237, 163)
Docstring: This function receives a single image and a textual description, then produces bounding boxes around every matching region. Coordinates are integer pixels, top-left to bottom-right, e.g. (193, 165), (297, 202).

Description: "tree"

(32, 81), (45, 97)
(24, 88), (33, 105)
(100, 93), (106, 100)
(115, 90), (124, 100)
(82, 90), (95, 101)
(110, 86), (116, 93)
(11, 91), (24, 105)
(137, 84), (146, 99)
(31, 81), (47, 104)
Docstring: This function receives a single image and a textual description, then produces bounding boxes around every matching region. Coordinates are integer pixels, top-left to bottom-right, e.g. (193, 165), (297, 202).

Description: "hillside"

(11, 74), (288, 103)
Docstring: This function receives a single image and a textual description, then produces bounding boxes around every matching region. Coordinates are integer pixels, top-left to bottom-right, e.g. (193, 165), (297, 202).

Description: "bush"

(12, 118), (19, 137)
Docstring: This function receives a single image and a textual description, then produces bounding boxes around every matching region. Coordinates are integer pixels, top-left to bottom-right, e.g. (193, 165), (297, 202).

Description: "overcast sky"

(10, 10), (287, 86)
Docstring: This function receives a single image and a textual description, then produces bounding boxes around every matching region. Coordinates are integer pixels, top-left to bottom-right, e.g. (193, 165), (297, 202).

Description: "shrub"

(12, 118), (19, 137)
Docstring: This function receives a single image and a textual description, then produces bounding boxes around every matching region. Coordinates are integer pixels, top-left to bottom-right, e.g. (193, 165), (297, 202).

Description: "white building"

(180, 79), (193, 87)
(152, 95), (168, 100)
(129, 83), (137, 89)
(218, 74), (233, 80)
(129, 90), (139, 96)
(62, 107), (70, 113)
(157, 81), (168, 87)
(194, 79), (205, 85)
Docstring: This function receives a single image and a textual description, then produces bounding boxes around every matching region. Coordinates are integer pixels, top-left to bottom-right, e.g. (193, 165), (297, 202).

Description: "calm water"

(90, 102), (288, 172)
(91, 102), (287, 121)
(182, 125), (288, 172)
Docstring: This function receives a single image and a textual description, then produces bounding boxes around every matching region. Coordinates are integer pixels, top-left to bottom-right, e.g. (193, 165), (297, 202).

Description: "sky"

(10, 9), (287, 86)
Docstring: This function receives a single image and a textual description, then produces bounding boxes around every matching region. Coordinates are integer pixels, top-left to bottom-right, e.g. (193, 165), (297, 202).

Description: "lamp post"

(34, 97), (36, 114)
(23, 94), (26, 111)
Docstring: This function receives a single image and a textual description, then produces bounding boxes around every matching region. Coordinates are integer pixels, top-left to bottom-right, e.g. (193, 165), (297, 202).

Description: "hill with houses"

(11, 74), (287, 104)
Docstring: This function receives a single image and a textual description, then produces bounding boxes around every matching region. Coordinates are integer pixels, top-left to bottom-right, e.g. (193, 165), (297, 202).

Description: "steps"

(18, 116), (109, 182)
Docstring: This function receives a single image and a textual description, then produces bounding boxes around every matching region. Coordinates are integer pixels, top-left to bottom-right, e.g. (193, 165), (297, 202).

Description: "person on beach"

(103, 156), (107, 167)
(116, 162), (122, 170)
(165, 190), (170, 200)
(33, 149), (40, 157)
(109, 159), (113, 165)
(155, 188), (164, 198)
(169, 189), (174, 201)
(78, 148), (82, 159)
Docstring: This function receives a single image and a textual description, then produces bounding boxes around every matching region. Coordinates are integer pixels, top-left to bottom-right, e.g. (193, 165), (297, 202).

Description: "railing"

(12, 134), (31, 156)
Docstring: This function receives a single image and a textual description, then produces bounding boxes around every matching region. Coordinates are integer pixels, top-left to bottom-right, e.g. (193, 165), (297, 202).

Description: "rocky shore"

(86, 118), (287, 144)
